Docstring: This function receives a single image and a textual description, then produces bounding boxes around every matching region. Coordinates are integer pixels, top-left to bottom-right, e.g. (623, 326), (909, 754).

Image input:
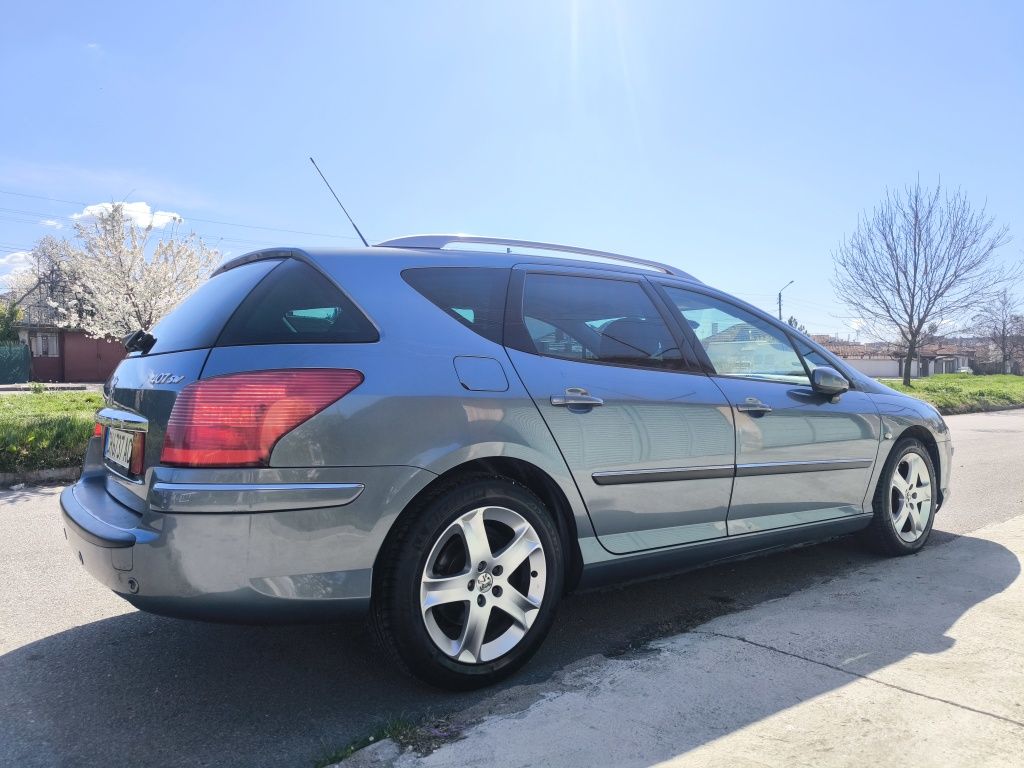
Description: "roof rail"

(374, 234), (696, 280)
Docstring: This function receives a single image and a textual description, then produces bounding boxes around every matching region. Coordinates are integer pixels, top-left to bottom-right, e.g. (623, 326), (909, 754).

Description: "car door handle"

(736, 397), (773, 414)
(550, 388), (605, 407)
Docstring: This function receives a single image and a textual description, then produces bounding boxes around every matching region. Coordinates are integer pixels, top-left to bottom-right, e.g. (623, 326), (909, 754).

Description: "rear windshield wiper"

(122, 329), (156, 354)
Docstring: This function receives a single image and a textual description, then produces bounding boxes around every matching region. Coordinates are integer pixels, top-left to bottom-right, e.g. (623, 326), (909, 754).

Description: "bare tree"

(832, 180), (1016, 385)
(972, 288), (1024, 373)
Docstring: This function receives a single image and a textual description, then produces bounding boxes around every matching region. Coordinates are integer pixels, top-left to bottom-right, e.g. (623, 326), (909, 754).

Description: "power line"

(0, 206), (358, 250)
(0, 189), (366, 242)
(0, 212), (279, 249)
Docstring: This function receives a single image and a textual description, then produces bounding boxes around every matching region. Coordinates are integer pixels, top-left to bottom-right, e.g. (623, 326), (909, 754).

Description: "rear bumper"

(59, 448), (435, 622)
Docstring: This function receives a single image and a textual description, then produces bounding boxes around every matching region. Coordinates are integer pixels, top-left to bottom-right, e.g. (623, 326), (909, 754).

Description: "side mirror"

(811, 366), (849, 398)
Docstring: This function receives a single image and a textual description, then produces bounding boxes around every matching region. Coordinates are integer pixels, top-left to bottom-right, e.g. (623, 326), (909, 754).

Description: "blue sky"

(2, 1), (1021, 336)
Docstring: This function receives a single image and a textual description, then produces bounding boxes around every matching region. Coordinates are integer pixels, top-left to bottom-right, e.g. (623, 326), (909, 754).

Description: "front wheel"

(861, 438), (937, 556)
(372, 476), (564, 690)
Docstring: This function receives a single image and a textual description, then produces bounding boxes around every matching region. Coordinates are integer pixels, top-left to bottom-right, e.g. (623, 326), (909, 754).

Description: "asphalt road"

(1, 410), (1022, 768)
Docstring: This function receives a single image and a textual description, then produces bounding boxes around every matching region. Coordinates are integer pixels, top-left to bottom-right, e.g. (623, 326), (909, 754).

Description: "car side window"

(402, 267), (510, 344)
(794, 340), (832, 371)
(216, 259), (379, 346)
(662, 286), (809, 384)
(519, 273), (683, 371)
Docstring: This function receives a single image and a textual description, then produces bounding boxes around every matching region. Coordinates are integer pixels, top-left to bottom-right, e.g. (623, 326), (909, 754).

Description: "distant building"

(814, 335), (975, 379)
(11, 281), (124, 383)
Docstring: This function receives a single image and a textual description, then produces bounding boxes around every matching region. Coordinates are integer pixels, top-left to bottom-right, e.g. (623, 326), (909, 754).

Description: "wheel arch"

(891, 425), (944, 507)
(373, 456), (586, 598)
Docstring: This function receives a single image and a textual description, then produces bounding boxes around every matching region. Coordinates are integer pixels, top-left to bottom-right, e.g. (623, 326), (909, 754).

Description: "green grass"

(879, 373), (1024, 415)
(0, 392), (103, 474)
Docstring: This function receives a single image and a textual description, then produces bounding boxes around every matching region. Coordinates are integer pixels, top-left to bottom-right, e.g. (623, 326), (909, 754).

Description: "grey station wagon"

(61, 234), (952, 689)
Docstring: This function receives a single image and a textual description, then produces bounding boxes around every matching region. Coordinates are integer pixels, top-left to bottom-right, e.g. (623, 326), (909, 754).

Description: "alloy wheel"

(890, 452), (933, 543)
(420, 506), (546, 664)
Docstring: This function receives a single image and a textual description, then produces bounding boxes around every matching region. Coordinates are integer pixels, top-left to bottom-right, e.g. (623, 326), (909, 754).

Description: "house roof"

(820, 338), (977, 360)
(10, 281), (62, 329)
(821, 343), (893, 359)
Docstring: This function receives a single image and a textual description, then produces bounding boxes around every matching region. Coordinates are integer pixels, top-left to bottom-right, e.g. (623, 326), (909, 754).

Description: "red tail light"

(160, 369), (363, 468)
(93, 423), (104, 437)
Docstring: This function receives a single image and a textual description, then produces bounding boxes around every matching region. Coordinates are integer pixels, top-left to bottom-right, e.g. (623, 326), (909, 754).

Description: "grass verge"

(879, 373), (1024, 415)
(0, 392), (102, 474)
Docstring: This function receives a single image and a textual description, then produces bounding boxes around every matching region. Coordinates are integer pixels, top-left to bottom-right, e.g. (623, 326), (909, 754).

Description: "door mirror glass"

(810, 366), (849, 397)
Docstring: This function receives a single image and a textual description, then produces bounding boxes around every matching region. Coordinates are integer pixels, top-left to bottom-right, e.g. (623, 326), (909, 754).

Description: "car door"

(657, 283), (882, 535)
(503, 266), (736, 554)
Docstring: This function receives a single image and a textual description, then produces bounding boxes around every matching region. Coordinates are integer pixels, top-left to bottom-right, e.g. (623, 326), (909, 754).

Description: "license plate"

(104, 428), (135, 470)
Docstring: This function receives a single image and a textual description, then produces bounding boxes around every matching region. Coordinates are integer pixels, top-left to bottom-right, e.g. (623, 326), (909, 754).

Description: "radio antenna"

(309, 156), (369, 247)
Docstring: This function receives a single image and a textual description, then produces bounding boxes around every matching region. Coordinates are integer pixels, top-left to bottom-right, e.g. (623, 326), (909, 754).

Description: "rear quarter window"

(402, 267), (510, 344)
(146, 259), (281, 355)
(216, 258), (378, 346)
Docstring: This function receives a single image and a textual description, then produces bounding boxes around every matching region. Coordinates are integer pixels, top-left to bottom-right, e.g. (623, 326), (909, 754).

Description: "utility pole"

(777, 280), (794, 321)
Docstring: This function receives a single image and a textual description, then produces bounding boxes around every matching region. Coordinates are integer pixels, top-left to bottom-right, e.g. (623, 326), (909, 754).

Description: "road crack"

(690, 630), (1024, 730)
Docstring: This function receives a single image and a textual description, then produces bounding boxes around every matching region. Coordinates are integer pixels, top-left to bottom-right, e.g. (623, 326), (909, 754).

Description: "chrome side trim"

(592, 465), (734, 485)
(149, 482), (364, 513)
(96, 407), (149, 433)
(735, 459), (874, 477)
(592, 459), (873, 485)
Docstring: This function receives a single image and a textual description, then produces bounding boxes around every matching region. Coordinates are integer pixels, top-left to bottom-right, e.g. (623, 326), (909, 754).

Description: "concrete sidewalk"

(349, 516), (1024, 768)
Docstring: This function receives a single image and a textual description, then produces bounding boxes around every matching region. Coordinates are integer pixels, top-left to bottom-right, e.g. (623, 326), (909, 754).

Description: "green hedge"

(0, 392), (103, 473)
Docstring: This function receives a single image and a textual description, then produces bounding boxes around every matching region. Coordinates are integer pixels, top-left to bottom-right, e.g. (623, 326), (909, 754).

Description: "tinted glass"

(147, 259), (280, 355)
(520, 274), (682, 370)
(663, 287), (808, 383)
(402, 267), (510, 344)
(216, 259), (378, 346)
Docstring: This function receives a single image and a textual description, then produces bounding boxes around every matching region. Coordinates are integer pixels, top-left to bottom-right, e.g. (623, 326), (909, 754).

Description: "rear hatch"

(101, 258), (282, 503)
(98, 251), (378, 507)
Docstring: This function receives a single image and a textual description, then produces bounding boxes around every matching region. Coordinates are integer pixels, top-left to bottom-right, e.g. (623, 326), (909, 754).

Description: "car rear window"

(146, 259), (281, 355)
(215, 258), (378, 346)
(402, 267), (510, 343)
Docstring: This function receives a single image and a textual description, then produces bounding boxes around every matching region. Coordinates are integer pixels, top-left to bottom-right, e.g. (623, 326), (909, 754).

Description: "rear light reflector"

(130, 433), (146, 476)
(160, 369), (363, 468)
(93, 423), (104, 437)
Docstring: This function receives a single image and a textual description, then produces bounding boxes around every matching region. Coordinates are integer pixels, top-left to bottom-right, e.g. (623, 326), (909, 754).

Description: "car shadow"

(0, 530), (1016, 768)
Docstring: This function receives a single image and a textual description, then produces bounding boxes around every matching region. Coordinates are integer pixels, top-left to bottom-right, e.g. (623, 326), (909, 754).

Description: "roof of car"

(217, 239), (701, 284)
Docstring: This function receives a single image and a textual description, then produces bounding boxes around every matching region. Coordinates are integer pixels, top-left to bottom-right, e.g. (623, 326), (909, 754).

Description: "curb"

(937, 403), (1024, 416)
(1, 467), (80, 488)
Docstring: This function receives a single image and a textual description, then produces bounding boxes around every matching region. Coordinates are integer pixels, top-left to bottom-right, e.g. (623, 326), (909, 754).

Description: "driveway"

(1, 410), (1022, 768)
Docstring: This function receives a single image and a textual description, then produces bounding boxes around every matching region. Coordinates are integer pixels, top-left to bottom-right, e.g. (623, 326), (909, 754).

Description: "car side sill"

(577, 514), (872, 591)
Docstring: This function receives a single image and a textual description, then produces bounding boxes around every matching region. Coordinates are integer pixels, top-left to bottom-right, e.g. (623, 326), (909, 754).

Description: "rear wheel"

(861, 438), (937, 556)
(372, 476), (564, 690)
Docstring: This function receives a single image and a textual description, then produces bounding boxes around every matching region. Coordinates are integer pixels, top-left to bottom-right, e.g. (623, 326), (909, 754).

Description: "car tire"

(860, 438), (937, 556)
(372, 474), (564, 690)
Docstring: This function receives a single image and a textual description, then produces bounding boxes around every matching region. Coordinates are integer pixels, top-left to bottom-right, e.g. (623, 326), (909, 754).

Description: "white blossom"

(18, 204), (219, 339)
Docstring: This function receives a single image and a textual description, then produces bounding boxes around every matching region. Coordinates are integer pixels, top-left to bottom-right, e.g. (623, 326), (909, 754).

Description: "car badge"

(149, 373), (185, 385)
